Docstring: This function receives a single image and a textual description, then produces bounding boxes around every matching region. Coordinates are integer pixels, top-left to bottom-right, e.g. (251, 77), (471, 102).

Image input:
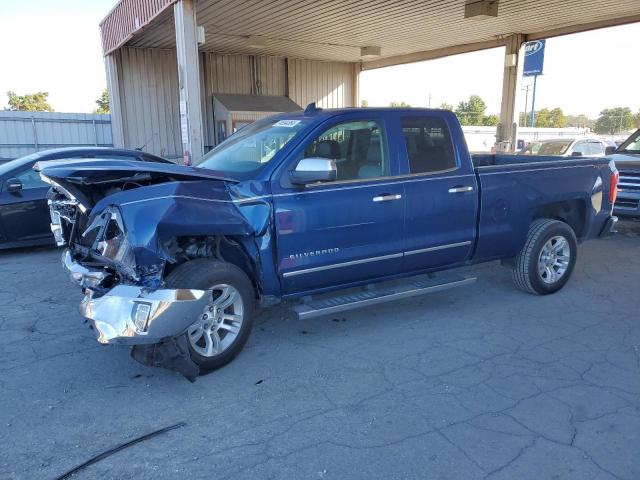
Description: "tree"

(535, 108), (552, 127)
(95, 88), (110, 114)
(439, 102), (453, 111)
(483, 114), (499, 126)
(360, 99), (369, 107)
(455, 95), (486, 126)
(566, 114), (594, 129)
(7, 91), (53, 112)
(634, 110), (640, 129)
(549, 108), (566, 128)
(518, 107), (566, 128)
(389, 101), (411, 108)
(594, 107), (634, 135)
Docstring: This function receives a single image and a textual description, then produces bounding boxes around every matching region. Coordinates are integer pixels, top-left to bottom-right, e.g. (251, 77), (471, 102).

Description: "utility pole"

(521, 84), (530, 127)
(428, 92), (432, 108)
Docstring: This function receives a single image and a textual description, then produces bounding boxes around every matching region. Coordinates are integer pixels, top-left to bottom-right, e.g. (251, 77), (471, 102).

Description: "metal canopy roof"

(102, 0), (640, 69)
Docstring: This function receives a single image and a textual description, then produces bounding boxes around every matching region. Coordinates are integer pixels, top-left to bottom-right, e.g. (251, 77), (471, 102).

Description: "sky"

(361, 22), (640, 118)
(0, 1), (638, 119)
(0, 0), (115, 113)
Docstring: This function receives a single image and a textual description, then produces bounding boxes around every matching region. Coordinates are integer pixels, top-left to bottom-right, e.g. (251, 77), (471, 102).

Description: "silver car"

(519, 138), (611, 157)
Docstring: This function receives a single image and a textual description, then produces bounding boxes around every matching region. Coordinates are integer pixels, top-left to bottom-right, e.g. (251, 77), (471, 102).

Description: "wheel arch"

(163, 235), (262, 298)
(531, 198), (588, 238)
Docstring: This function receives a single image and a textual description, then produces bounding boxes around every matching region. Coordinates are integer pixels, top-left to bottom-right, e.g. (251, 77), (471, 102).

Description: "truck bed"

(470, 153), (613, 263)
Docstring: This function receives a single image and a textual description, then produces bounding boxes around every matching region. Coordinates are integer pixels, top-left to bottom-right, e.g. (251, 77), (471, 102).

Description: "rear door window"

(400, 117), (456, 174)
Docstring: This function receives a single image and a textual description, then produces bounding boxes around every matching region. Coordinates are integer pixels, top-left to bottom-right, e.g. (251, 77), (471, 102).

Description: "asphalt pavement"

(1, 221), (639, 480)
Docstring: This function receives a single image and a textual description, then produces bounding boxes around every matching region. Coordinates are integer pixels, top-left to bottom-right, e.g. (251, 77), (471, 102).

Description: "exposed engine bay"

(38, 159), (271, 292)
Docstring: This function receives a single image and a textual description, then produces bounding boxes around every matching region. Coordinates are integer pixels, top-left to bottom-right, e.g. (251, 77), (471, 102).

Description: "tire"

(164, 259), (255, 373)
(512, 218), (577, 295)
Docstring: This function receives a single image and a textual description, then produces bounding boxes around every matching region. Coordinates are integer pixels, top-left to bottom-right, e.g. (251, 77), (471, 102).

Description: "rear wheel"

(164, 259), (255, 373)
(512, 218), (577, 295)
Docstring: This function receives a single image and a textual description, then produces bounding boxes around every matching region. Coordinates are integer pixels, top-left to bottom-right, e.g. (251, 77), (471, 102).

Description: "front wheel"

(164, 259), (255, 373)
(512, 218), (578, 295)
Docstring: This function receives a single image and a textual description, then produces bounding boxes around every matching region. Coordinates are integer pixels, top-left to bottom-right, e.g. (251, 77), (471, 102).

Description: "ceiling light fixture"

(246, 35), (267, 49)
(464, 0), (499, 19)
(360, 46), (381, 58)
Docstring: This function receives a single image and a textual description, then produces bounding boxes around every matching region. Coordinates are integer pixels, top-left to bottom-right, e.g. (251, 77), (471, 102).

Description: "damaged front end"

(37, 159), (272, 380)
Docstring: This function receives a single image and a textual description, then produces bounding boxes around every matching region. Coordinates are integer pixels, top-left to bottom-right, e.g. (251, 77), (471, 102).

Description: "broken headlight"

(83, 207), (137, 278)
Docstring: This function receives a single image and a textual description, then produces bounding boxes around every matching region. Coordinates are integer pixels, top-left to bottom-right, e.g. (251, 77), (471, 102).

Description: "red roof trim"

(100, 0), (177, 55)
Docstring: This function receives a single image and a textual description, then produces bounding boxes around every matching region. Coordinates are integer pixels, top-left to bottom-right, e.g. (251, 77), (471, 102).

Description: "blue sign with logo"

(523, 39), (545, 76)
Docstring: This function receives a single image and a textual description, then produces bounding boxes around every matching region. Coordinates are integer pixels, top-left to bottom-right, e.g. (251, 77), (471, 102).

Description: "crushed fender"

(131, 335), (200, 382)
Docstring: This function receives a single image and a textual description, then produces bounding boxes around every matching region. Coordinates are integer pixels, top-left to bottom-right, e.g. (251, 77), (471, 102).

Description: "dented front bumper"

(80, 285), (210, 345)
(62, 250), (209, 345)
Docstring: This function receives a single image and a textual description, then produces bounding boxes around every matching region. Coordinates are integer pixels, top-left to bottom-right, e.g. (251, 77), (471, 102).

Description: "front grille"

(615, 198), (640, 209)
(618, 170), (640, 192)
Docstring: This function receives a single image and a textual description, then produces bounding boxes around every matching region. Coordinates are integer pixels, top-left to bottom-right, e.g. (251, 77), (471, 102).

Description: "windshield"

(533, 140), (573, 155)
(619, 130), (640, 153)
(197, 117), (309, 177)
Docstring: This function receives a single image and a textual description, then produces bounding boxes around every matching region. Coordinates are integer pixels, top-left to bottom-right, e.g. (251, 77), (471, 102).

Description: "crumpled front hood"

(35, 158), (236, 184)
(35, 157), (240, 212)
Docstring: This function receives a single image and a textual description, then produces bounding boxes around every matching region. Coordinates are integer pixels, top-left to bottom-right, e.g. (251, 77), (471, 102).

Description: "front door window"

(303, 120), (388, 181)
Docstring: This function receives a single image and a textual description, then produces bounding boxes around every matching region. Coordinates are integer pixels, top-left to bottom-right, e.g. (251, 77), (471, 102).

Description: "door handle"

(373, 194), (402, 202)
(448, 186), (474, 193)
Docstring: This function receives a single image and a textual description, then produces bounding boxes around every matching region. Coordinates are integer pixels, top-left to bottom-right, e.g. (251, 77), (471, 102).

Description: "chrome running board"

(293, 274), (477, 320)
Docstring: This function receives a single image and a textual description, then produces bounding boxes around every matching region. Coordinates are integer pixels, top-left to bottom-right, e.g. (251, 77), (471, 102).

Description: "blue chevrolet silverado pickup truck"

(36, 106), (618, 379)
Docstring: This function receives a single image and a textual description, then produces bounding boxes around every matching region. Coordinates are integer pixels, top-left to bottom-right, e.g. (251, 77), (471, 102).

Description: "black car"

(0, 147), (170, 249)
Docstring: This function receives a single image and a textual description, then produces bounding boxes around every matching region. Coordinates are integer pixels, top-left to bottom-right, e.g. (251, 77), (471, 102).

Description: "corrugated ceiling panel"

(100, 0), (176, 54)
(121, 0), (640, 64)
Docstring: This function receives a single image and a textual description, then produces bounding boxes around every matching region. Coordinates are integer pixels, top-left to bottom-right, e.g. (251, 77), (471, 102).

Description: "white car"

(519, 138), (612, 157)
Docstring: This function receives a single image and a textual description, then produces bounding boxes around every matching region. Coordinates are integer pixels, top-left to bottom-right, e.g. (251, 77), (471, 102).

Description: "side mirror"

(290, 158), (337, 185)
(5, 178), (22, 193)
(571, 151), (583, 157)
(605, 146), (617, 155)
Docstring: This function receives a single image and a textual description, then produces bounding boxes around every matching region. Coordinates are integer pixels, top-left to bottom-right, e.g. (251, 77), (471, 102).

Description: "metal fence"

(0, 111), (113, 162)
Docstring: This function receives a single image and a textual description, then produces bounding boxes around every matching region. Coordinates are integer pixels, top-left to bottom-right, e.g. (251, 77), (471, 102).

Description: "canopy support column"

(497, 34), (525, 152)
(104, 52), (125, 148)
(174, 0), (204, 164)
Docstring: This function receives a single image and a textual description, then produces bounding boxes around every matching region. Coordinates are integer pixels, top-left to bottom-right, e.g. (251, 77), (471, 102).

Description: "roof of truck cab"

(272, 107), (454, 120)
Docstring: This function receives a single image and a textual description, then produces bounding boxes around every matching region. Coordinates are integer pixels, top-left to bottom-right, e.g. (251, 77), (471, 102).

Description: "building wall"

(202, 53), (288, 96)
(111, 46), (357, 157)
(201, 53), (288, 149)
(288, 59), (356, 109)
(114, 47), (182, 159)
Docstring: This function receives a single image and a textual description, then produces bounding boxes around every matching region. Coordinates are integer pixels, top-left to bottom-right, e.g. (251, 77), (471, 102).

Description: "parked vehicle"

(0, 147), (170, 249)
(518, 138), (610, 157)
(608, 129), (640, 217)
(37, 107), (618, 379)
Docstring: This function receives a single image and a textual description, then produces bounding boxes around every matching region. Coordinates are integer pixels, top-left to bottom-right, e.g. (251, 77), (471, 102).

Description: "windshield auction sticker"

(273, 120), (301, 128)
